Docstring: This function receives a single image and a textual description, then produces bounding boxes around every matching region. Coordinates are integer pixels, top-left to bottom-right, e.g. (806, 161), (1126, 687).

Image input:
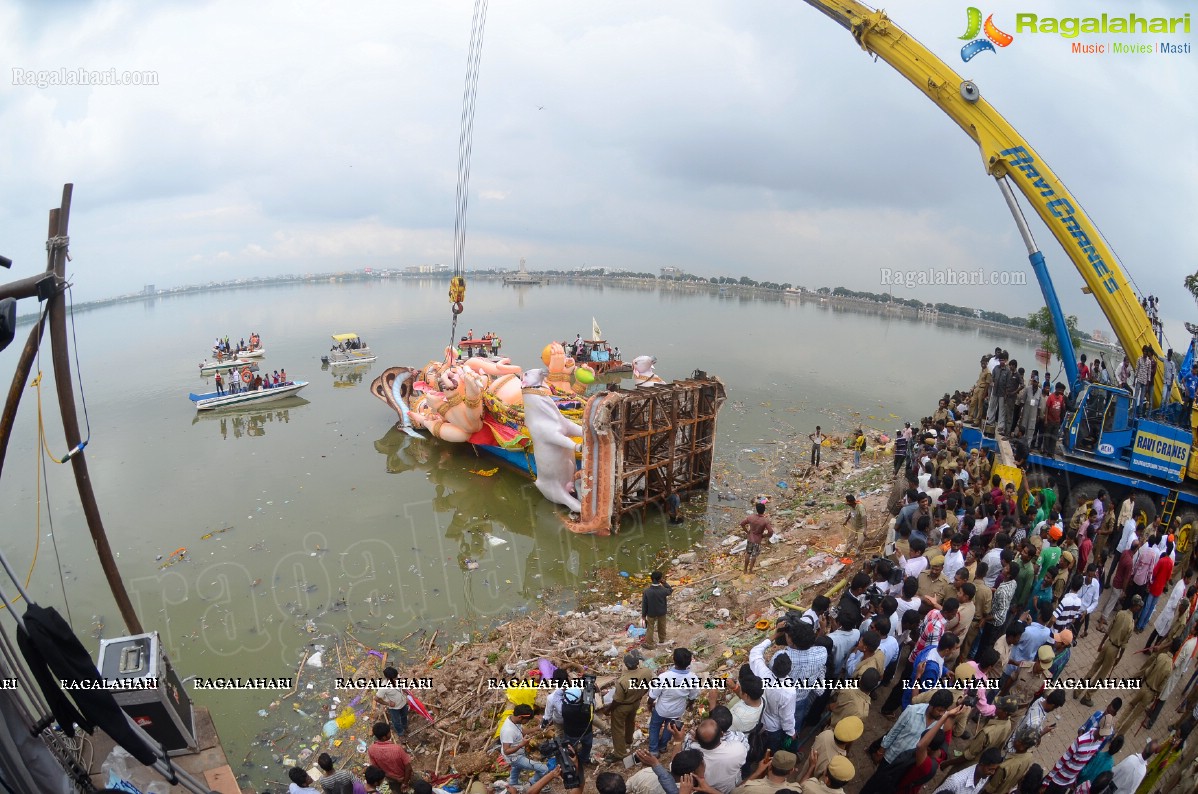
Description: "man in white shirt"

(500, 705), (548, 786)
(685, 719), (747, 794)
(373, 666), (410, 737)
(1076, 564), (1102, 638)
(647, 648), (700, 755)
(981, 535), (1007, 588)
(942, 534), (967, 584)
(1110, 739), (1156, 793)
(937, 747), (1002, 794)
(747, 638), (797, 751)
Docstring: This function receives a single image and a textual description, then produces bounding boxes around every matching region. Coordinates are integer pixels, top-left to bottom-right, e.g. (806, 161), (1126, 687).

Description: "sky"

(0, 0), (1195, 347)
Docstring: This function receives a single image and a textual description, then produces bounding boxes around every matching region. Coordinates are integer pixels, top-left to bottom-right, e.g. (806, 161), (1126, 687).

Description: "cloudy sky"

(1, 0), (1195, 344)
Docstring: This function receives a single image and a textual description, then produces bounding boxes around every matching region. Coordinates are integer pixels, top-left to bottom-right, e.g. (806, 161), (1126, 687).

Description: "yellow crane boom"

(801, 0), (1172, 406)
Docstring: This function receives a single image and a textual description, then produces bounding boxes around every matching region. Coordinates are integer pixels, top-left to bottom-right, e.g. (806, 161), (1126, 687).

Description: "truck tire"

(1133, 493), (1158, 529)
(1174, 510), (1197, 556)
(1062, 479), (1105, 519)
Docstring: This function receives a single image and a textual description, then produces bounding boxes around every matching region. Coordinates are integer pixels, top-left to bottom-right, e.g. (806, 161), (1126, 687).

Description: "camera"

(539, 739), (581, 790)
(580, 674), (598, 707)
(962, 693), (978, 708)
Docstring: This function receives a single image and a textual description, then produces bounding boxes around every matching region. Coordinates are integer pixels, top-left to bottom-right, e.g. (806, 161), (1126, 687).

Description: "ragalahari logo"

(960, 7), (1014, 61)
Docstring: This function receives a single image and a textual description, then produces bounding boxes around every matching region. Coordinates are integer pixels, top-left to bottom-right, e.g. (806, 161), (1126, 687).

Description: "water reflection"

(323, 360), (374, 388)
(190, 398), (310, 438)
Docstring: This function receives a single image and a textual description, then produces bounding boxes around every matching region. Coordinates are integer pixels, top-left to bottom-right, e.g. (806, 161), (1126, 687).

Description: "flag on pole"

(592, 317), (602, 340)
(406, 691), (434, 722)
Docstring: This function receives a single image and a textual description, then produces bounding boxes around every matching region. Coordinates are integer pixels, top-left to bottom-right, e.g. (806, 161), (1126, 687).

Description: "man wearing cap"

(1078, 594), (1139, 707)
(799, 756), (854, 794)
(801, 715), (861, 783)
(969, 355), (992, 427)
(1002, 642), (1056, 710)
(604, 652), (654, 761)
(1114, 636), (1176, 736)
(917, 555), (953, 609)
(939, 696), (1018, 777)
(731, 749), (796, 794)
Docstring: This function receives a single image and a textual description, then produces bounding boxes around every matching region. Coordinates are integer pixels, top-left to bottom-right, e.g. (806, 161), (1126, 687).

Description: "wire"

(67, 286), (92, 445)
(42, 429), (73, 625)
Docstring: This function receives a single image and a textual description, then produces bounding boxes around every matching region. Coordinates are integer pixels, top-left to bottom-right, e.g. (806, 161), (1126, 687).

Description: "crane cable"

(448, 0), (490, 349)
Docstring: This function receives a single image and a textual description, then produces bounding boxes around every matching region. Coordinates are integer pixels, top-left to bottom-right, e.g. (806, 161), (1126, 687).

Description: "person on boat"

(280, 368), (287, 384)
(230, 367), (241, 394)
(467, 329), (474, 340)
(273, 370), (280, 386)
(214, 371), (224, 396)
(613, 346), (621, 361)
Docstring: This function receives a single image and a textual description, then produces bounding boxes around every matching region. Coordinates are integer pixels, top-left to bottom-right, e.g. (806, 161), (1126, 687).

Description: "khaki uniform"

(1115, 650), (1172, 735)
(608, 667), (654, 757)
(970, 367), (991, 423)
(798, 779), (838, 794)
(830, 687), (871, 726)
(963, 581), (992, 654)
(981, 749), (1034, 794)
(807, 728), (846, 781)
(853, 651), (885, 681)
(965, 715), (1012, 763)
(917, 570), (952, 605)
(1084, 607), (1133, 695)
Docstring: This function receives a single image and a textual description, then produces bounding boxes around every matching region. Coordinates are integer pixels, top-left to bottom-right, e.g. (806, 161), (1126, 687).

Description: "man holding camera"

(604, 653), (654, 762)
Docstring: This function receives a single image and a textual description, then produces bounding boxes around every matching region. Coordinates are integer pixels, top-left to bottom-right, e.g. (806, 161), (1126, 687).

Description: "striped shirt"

(1046, 727), (1106, 786)
(989, 579), (1017, 625)
(1052, 593), (1084, 631)
(910, 609), (947, 663)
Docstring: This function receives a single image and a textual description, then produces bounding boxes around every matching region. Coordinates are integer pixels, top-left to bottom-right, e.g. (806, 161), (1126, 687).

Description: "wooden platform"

(87, 706), (253, 794)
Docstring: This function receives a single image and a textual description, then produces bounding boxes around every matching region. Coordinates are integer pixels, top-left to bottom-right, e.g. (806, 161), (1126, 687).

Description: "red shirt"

(367, 740), (412, 783)
(1045, 394), (1066, 424)
(1112, 549), (1136, 590)
(1077, 536), (1092, 573)
(1149, 556), (1174, 597)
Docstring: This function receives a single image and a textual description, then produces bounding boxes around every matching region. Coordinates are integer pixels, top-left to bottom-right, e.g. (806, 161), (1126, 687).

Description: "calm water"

(0, 278), (1038, 782)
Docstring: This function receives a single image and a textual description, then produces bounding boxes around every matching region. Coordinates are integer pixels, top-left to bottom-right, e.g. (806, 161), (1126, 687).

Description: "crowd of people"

(214, 332), (261, 359)
(283, 343), (1198, 794)
(213, 367), (288, 395)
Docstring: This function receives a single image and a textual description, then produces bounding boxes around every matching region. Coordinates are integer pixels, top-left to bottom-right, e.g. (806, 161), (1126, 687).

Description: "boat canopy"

(331, 333), (360, 342)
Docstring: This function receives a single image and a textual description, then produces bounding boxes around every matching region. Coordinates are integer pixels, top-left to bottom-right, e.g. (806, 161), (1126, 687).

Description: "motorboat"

(189, 380), (308, 411)
(199, 358), (258, 375)
(323, 333), (376, 366)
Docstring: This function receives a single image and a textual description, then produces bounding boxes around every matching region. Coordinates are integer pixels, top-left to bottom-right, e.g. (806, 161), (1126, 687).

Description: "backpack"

(561, 699), (592, 738)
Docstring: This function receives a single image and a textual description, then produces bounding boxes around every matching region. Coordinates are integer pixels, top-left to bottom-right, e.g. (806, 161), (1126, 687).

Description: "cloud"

(0, 0), (1192, 346)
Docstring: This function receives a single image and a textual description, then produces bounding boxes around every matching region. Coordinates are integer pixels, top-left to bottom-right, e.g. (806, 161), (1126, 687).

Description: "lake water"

(0, 278), (1039, 784)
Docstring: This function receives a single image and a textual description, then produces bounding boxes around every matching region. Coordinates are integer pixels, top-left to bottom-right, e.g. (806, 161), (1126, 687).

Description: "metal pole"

(44, 184), (144, 634)
(994, 176), (1080, 390)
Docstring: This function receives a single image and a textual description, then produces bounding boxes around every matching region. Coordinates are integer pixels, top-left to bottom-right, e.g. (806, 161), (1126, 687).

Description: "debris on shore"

(241, 428), (893, 791)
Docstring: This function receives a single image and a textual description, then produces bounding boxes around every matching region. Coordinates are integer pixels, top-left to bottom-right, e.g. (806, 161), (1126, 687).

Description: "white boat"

(189, 381), (308, 411)
(323, 333), (377, 366)
(238, 348), (266, 358)
(199, 358), (257, 374)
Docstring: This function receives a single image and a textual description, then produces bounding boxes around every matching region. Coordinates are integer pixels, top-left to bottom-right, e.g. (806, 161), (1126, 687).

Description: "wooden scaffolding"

(609, 374), (726, 528)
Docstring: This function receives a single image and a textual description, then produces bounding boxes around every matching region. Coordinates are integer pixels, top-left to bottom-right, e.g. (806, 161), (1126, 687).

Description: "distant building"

(143, 284), (155, 295)
(404, 264), (451, 274)
(660, 267), (687, 278)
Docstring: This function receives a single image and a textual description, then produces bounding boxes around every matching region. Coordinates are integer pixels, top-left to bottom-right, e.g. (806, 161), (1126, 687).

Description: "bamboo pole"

(0, 311), (48, 482)
(45, 184), (144, 634)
